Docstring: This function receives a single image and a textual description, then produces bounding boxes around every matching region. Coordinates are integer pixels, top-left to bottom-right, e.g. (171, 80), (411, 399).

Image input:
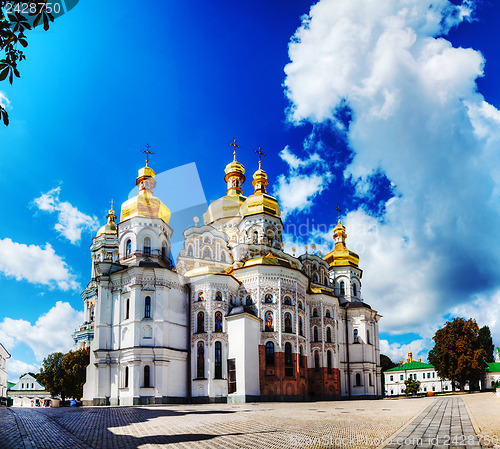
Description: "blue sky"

(2, 0), (500, 379)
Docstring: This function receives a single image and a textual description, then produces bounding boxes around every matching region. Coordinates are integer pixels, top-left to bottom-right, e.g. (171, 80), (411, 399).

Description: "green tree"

(62, 347), (90, 400)
(0, 0), (54, 125)
(380, 354), (398, 394)
(478, 325), (494, 363)
(403, 378), (420, 396)
(430, 317), (487, 391)
(37, 352), (66, 400)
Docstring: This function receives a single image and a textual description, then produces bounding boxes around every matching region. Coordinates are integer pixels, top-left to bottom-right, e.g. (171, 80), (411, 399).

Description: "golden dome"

(225, 158), (245, 177)
(120, 162), (171, 224)
(240, 193), (280, 217)
(95, 207), (117, 239)
(323, 218), (359, 267)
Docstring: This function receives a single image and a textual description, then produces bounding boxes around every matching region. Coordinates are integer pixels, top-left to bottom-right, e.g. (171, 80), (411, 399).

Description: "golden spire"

(252, 146), (268, 194)
(137, 145), (157, 193)
(225, 138), (245, 196)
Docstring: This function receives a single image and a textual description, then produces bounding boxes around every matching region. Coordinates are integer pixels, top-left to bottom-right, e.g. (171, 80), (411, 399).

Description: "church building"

(82, 145), (382, 405)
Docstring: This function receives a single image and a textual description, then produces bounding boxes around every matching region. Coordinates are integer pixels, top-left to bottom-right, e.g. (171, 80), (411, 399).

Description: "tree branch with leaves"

(0, 0), (53, 125)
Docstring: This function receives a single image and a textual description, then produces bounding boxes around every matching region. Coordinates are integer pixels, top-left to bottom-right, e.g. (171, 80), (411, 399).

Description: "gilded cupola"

(323, 214), (359, 267)
(95, 202), (118, 239)
(120, 153), (171, 224)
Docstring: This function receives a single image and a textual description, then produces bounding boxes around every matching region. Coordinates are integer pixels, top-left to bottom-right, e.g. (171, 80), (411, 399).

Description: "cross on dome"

(254, 146), (266, 168)
(229, 138), (240, 160)
(142, 144), (154, 166)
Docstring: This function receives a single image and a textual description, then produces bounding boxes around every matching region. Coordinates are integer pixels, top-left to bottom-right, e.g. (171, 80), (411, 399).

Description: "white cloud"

(380, 338), (431, 364)
(283, 0), (500, 344)
(274, 146), (333, 218)
(0, 301), (83, 362)
(34, 187), (99, 244)
(0, 90), (10, 109)
(0, 238), (78, 290)
(6, 359), (39, 381)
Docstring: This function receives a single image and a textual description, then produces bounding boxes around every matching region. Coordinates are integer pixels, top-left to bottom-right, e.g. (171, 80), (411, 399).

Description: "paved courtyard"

(1, 393), (499, 449)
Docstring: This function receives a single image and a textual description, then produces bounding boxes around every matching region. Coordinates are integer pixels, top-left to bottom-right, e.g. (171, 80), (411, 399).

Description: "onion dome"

(240, 158), (280, 217)
(323, 217), (359, 267)
(95, 205), (117, 239)
(224, 154), (246, 196)
(120, 160), (171, 224)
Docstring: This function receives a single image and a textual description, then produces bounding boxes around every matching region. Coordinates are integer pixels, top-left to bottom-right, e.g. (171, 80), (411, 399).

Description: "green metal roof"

(385, 360), (434, 372)
(485, 362), (500, 373)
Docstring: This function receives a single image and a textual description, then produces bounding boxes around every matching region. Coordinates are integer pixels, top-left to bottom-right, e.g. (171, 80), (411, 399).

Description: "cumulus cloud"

(0, 238), (78, 290)
(34, 187), (99, 244)
(0, 301), (83, 362)
(283, 0), (500, 344)
(6, 359), (39, 381)
(380, 338), (431, 364)
(0, 90), (10, 109)
(274, 146), (333, 218)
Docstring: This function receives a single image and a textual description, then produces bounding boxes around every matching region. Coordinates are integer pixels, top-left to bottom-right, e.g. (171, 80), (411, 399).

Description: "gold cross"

(110, 199), (114, 210)
(254, 146), (266, 167)
(229, 138), (239, 160)
(336, 204), (343, 219)
(142, 144), (154, 166)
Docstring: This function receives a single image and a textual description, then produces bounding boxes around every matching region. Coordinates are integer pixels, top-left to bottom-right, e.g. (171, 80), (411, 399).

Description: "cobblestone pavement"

(0, 398), (434, 449)
(383, 396), (481, 449)
(462, 393), (500, 448)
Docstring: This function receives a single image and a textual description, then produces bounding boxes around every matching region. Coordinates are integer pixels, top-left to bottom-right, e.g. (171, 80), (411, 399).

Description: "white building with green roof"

(384, 352), (452, 396)
(484, 347), (500, 390)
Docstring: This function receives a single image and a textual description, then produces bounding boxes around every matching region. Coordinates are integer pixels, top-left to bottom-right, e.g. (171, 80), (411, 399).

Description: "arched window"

(221, 251), (226, 263)
(264, 311), (273, 331)
(283, 296), (292, 305)
(214, 311), (223, 332)
(340, 281), (345, 296)
(352, 283), (357, 297)
(161, 242), (167, 261)
(299, 346), (304, 368)
(197, 342), (204, 378)
(197, 312), (204, 333)
(246, 295), (252, 305)
(353, 329), (359, 343)
(215, 291), (222, 301)
(125, 298), (130, 320)
(202, 247), (211, 259)
(366, 330), (370, 344)
(265, 341), (275, 366)
(90, 306), (95, 321)
(314, 352), (320, 370)
(124, 366), (129, 388)
(187, 246), (193, 257)
(203, 236), (210, 244)
(267, 231), (274, 247)
(284, 312), (292, 333)
(326, 327), (332, 343)
(264, 293), (273, 303)
(284, 342), (293, 377)
(143, 325), (152, 339)
(299, 317), (303, 336)
(198, 292), (204, 302)
(313, 326), (319, 342)
(144, 296), (151, 318)
(313, 273), (318, 283)
(327, 350), (332, 374)
(312, 308), (318, 317)
(252, 231), (258, 244)
(214, 341), (222, 379)
(355, 373), (362, 386)
(126, 239), (131, 257)
(325, 309), (331, 318)
(144, 365), (150, 388)
(299, 301), (304, 310)
(144, 237), (151, 256)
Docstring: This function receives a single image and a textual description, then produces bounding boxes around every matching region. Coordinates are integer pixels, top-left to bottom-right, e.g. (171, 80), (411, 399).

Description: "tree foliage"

(38, 347), (90, 401)
(380, 354), (398, 372)
(430, 317), (487, 391)
(478, 325), (495, 363)
(403, 378), (420, 396)
(0, 0), (53, 125)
